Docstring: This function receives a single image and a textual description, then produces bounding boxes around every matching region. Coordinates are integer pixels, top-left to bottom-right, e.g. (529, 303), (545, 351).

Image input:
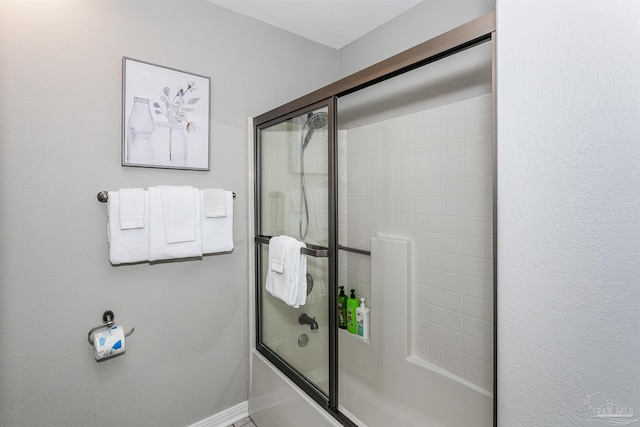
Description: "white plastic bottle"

(356, 297), (370, 340)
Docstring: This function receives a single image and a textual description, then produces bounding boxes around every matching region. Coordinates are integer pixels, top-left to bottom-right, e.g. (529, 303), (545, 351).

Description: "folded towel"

(201, 190), (234, 253)
(119, 188), (146, 229)
(265, 236), (307, 308)
(202, 188), (227, 218)
(107, 190), (150, 265)
(269, 235), (289, 274)
(159, 185), (197, 244)
(149, 187), (203, 261)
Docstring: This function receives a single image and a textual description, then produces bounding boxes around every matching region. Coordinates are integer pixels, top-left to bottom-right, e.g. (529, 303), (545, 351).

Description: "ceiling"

(205, 0), (424, 49)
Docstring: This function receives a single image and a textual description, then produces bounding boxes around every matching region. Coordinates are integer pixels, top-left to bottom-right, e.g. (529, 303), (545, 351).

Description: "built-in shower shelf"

(338, 328), (370, 344)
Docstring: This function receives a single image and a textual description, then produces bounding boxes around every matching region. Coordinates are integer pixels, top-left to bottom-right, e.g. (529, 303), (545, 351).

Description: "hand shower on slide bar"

(299, 111), (328, 239)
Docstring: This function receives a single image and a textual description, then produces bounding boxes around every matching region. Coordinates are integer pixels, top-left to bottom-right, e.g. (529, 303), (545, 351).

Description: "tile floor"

(226, 416), (257, 427)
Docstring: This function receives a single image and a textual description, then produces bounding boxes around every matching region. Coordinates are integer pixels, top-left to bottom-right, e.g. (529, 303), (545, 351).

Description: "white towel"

(265, 236), (307, 308)
(202, 188), (227, 218)
(201, 190), (234, 253)
(107, 190), (150, 265)
(119, 188), (146, 229)
(269, 235), (289, 274)
(149, 186), (203, 261)
(159, 185), (197, 244)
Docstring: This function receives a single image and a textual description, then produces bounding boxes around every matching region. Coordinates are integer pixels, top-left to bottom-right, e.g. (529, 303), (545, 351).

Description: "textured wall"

(497, 1), (640, 425)
(0, 1), (335, 426)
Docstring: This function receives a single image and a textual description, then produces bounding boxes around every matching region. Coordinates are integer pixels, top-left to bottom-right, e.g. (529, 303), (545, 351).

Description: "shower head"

(304, 112), (328, 130)
(301, 112), (328, 150)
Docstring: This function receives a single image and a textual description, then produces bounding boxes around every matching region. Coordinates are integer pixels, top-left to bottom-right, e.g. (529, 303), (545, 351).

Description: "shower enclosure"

(252, 13), (496, 427)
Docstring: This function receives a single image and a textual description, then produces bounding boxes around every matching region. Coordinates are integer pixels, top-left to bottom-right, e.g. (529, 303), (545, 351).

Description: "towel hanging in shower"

(265, 236), (307, 308)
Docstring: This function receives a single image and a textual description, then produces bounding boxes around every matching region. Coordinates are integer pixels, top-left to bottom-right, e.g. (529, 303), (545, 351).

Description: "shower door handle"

(300, 244), (329, 258)
(255, 235), (329, 258)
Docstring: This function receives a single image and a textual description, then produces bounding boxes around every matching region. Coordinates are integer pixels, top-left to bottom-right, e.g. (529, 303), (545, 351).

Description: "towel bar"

(97, 190), (236, 202)
(338, 245), (371, 256)
(254, 235), (329, 258)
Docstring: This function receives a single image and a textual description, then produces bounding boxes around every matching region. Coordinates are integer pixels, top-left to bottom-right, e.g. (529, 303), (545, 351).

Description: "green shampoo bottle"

(338, 286), (348, 329)
(346, 289), (358, 334)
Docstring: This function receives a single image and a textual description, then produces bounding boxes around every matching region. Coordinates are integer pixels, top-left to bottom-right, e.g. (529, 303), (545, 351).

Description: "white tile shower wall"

(338, 93), (494, 392)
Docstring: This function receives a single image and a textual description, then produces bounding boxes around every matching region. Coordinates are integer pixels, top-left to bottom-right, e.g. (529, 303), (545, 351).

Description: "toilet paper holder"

(87, 310), (135, 346)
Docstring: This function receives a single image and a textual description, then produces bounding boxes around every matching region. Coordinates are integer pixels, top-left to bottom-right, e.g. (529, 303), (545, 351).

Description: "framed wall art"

(122, 57), (210, 170)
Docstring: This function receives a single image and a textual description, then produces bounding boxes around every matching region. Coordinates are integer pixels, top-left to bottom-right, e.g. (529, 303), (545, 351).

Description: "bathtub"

(249, 350), (339, 427)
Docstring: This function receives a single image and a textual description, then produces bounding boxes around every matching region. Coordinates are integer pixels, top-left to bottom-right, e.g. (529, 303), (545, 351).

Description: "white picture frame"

(122, 57), (210, 170)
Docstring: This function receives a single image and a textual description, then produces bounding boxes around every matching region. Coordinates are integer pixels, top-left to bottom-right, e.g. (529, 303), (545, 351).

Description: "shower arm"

(298, 111), (328, 240)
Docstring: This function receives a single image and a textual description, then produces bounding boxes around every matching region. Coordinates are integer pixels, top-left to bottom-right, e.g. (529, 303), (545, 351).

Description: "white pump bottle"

(356, 297), (370, 340)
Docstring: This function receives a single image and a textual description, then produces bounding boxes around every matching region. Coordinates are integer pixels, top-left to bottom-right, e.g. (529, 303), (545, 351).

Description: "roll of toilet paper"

(93, 325), (126, 361)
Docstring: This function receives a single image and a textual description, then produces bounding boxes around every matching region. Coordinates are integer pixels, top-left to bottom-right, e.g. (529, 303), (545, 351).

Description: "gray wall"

(0, 1), (335, 426)
(497, 1), (640, 425)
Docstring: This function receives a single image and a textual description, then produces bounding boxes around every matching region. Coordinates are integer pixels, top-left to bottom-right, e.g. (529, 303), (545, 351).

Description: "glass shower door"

(255, 104), (332, 404)
(335, 40), (495, 427)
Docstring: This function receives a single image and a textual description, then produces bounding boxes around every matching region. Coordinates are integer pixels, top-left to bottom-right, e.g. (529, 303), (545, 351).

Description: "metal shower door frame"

(253, 11), (497, 427)
(254, 98), (337, 413)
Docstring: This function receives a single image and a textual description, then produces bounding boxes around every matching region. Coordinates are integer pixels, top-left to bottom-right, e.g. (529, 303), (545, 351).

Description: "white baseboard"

(189, 401), (249, 427)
